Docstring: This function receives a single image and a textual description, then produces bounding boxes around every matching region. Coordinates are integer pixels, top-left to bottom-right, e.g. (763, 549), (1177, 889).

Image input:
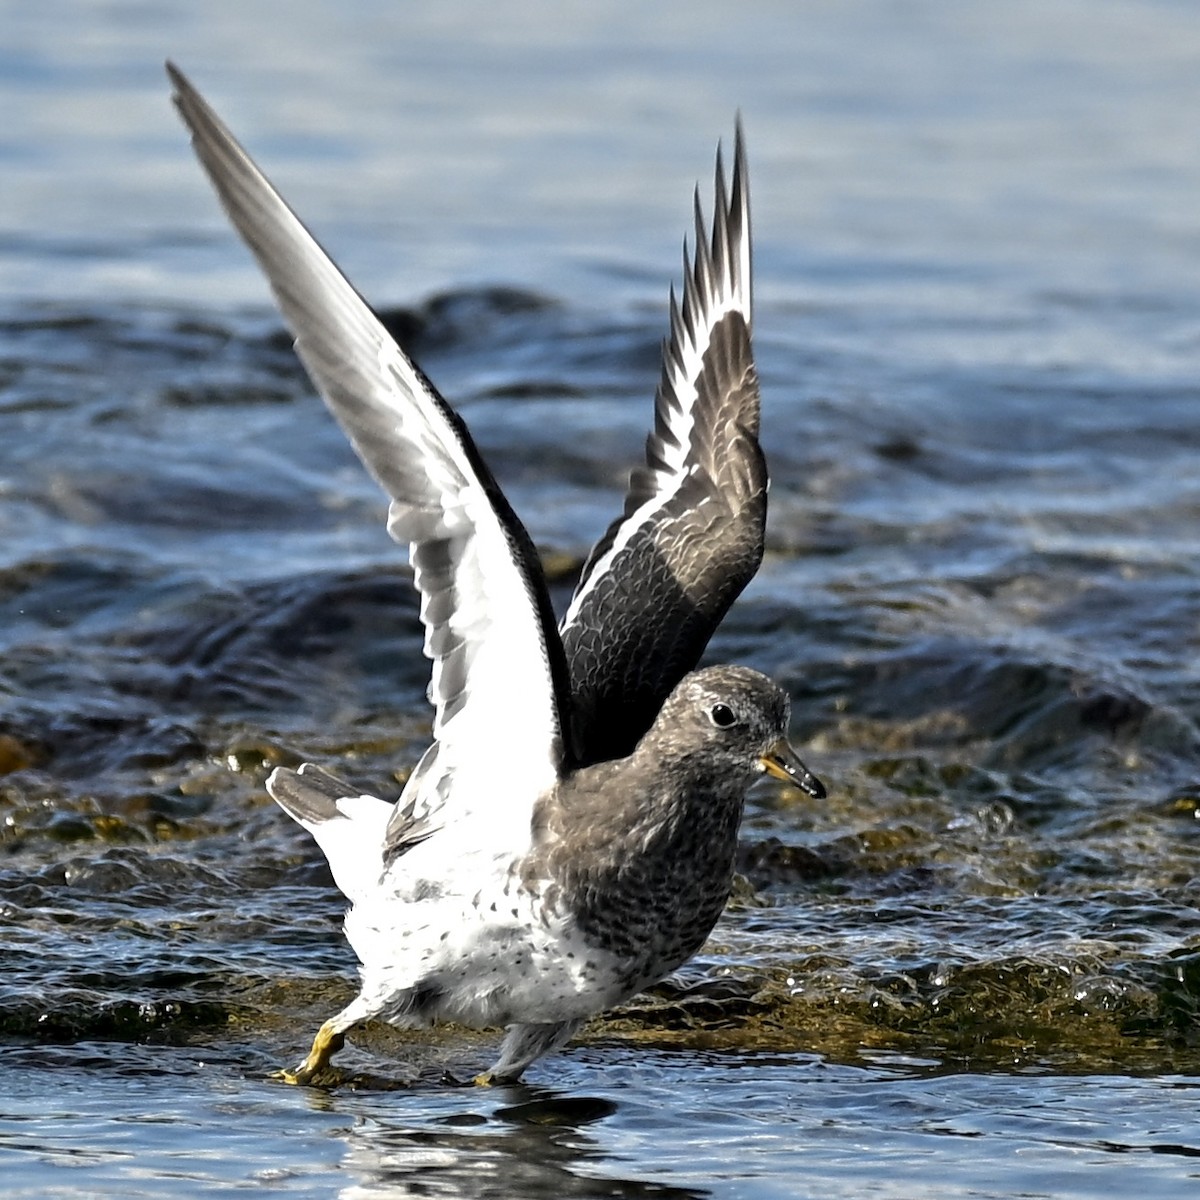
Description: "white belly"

(342, 860), (628, 1030)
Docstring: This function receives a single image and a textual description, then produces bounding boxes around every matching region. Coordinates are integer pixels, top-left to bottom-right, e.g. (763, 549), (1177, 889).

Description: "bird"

(167, 62), (826, 1085)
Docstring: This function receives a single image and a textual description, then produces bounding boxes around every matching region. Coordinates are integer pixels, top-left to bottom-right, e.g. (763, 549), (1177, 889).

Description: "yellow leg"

(277, 1019), (346, 1085)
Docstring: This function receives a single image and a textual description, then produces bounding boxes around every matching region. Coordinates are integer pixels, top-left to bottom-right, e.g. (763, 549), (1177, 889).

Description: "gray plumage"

(528, 667), (793, 977)
(168, 62), (825, 1084)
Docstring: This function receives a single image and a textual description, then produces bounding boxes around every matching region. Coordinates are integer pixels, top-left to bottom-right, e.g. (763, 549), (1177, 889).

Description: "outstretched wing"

(559, 124), (767, 765)
(168, 64), (571, 854)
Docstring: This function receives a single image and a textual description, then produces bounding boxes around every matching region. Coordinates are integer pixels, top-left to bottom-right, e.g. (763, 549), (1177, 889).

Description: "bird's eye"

(709, 703), (737, 728)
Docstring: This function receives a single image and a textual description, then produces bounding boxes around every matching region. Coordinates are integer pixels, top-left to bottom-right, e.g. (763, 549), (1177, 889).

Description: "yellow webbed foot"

(473, 1069), (524, 1087)
(274, 1019), (346, 1087)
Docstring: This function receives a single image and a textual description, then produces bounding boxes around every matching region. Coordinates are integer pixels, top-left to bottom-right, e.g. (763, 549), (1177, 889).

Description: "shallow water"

(3, 0), (1200, 1196)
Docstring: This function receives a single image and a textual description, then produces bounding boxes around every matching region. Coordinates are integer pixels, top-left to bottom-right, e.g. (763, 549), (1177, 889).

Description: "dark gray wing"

(168, 64), (572, 851)
(559, 124), (767, 765)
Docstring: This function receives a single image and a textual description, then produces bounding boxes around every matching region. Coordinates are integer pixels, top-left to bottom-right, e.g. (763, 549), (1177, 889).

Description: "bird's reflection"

(314, 1079), (708, 1200)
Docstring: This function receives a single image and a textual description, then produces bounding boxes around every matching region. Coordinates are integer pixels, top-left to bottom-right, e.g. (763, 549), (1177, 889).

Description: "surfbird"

(168, 63), (826, 1084)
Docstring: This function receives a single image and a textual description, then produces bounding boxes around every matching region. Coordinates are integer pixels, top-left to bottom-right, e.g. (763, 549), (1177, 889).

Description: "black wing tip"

(166, 63), (232, 148)
(165, 60), (195, 107)
(715, 115), (747, 184)
(166, 60), (216, 138)
(731, 114), (749, 215)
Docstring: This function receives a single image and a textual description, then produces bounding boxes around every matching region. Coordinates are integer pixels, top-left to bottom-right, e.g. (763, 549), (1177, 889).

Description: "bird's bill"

(760, 739), (826, 798)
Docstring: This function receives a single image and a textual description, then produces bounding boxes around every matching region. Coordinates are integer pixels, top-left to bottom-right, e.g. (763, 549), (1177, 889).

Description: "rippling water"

(3, 1), (1200, 1196)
